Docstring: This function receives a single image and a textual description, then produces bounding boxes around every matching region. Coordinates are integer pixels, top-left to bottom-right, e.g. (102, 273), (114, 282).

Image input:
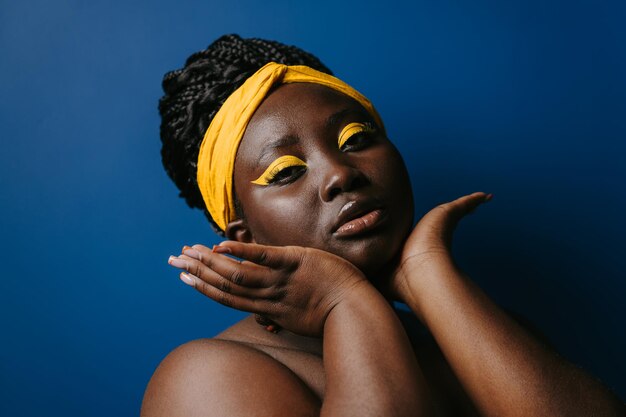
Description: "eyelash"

(337, 122), (377, 151)
(251, 122), (378, 187)
(251, 155), (307, 186)
(272, 166), (306, 184)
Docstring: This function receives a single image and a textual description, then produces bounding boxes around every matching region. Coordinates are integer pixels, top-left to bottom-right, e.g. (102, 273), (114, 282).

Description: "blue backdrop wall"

(1, 1), (624, 415)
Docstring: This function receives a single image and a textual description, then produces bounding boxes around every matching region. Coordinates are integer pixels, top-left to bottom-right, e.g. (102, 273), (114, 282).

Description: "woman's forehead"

(238, 83), (371, 155)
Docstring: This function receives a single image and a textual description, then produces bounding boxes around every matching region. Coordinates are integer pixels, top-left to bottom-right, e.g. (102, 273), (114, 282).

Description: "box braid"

(159, 34), (333, 235)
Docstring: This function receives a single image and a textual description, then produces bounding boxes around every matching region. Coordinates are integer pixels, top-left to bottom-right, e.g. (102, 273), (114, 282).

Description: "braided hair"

(159, 34), (333, 235)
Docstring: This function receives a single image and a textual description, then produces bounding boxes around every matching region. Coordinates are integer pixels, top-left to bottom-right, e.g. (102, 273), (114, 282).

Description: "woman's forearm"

(400, 253), (624, 417)
(321, 280), (433, 417)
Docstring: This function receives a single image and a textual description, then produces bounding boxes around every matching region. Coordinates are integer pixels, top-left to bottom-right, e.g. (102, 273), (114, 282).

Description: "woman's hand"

(378, 192), (626, 417)
(383, 192), (492, 307)
(167, 242), (368, 337)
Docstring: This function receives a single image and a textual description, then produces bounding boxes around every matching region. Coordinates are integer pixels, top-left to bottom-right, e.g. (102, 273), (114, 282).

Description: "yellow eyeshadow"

(337, 122), (374, 149)
(251, 155), (307, 185)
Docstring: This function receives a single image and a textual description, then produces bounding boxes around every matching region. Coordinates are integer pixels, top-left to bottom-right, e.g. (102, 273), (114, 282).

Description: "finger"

(452, 191), (492, 213)
(436, 191), (492, 221)
(169, 254), (271, 293)
(180, 271), (272, 313)
(212, 241), (298, 269)
(182, 246), (271, 288)
(170, 255), (245, 293)
(419, 192), (492, 247)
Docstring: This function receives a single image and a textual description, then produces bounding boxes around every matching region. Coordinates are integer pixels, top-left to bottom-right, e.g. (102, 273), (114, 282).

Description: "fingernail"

(182, 247), (201, 259)
(168, 256), (186, 268)
(180, 272), (196, 287)
(212, 245), (231, 254)
(485, 193), (494, 201)
(182, 245), (192, 252)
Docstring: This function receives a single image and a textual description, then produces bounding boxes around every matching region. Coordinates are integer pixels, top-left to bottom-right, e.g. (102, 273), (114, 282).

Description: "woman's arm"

(140, 339), (322, 417)
(321, 280), (433, 416)
(390, 192), (624, 417)
(159, 242), (433, 417)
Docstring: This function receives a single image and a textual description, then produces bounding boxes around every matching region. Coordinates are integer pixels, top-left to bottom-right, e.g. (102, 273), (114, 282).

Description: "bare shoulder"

(140, 338), (321, 417)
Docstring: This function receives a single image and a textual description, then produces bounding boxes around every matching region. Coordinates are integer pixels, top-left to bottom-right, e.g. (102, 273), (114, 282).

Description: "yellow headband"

(197, 61), (384, 231)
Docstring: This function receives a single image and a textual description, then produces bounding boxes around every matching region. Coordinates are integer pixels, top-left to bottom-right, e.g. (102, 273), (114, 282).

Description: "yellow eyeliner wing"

(337, 122), (374, 149)
(251, 155), (307, 185)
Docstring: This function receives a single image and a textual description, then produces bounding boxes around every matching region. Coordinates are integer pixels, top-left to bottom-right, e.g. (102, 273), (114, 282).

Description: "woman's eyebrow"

(256, 134), (299, 166)
(325, 108), (367, 130)
(255, 108), (369, 166)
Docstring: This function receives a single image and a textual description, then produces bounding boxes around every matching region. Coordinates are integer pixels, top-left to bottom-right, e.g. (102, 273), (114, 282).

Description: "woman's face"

(229, 83), (414, 277)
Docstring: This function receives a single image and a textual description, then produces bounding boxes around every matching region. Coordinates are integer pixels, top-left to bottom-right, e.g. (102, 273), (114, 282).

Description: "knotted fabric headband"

(197, 61), (384, 231)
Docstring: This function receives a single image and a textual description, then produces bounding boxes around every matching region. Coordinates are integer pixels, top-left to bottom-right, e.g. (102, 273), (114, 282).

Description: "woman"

(141, 34), (623, 416)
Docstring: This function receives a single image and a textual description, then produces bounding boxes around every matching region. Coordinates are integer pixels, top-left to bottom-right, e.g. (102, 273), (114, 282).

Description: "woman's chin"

(341, 243), (402, 281)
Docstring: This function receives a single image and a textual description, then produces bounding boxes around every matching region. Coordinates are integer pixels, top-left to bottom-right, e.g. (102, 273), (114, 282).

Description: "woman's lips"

(333, 208), (387, 237)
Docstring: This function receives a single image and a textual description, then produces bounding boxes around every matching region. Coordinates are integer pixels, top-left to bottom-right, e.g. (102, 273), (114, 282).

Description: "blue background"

(1, 0), (624, 415)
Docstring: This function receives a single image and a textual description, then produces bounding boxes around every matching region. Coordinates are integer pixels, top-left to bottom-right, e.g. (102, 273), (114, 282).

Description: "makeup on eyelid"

(251, 122), (375, 186)
(337, 122), (375, 149)
(251, 155), (307, 185)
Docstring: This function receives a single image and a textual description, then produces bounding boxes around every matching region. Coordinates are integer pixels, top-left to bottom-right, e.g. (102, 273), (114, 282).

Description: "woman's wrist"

(394, 250), (456, 320)
(324, 279), (384, 326)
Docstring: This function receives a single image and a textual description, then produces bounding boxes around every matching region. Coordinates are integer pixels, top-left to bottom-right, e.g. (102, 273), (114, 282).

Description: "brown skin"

(141, 84), (624, 417)
(227, 83), (414, 278)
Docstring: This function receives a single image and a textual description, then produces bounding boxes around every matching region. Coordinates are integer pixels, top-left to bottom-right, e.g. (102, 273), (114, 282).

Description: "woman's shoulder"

(140, 338), (321, 417)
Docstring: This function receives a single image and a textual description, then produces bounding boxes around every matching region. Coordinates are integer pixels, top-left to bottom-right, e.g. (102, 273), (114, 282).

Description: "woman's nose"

(319, 159), (368, 202)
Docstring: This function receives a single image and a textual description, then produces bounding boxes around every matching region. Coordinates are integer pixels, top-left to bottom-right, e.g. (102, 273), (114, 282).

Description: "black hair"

(158, 34), (333, 235)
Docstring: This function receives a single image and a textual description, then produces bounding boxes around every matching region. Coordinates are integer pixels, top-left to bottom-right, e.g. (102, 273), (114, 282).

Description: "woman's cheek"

(248, 192), (317, 246)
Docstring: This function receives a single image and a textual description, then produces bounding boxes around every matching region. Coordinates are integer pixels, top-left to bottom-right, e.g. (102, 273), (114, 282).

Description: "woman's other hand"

(384, 192), (492, 312)
(167, 242), (368, 337)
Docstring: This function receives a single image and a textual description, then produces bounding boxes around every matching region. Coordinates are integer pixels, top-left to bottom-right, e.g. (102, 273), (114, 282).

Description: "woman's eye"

(268, 165), (306, 184)
(251, 155), (307, 186)
(340, 132), (371, 151)
(338, 122), (376, 152)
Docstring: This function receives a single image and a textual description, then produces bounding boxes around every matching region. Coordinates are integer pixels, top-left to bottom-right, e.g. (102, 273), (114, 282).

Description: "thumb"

(423, 192), (493, 247)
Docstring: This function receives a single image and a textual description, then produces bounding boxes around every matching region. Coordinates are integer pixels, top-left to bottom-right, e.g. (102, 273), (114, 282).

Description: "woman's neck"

(215, 314), (323, 356)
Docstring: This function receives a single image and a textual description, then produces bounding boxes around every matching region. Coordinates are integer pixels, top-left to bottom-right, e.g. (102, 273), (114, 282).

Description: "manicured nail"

(484, 193), (494, 201)
(182, 247), (201, 259)
(168, 256), (186, 268)
(179, 272), (196, 287)
(212, 245), (232, 254)
(182, 245), (192, 252)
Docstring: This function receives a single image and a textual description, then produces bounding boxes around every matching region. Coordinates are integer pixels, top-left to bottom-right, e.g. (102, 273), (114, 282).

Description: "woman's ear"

(225, 219), (256, 243)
